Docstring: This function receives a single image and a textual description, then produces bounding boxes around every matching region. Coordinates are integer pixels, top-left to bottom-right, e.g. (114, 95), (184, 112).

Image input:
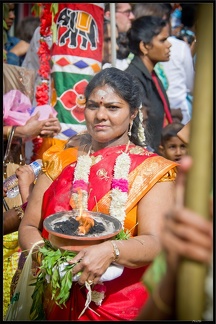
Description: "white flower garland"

(138, 108), (146, 145)
(70, 150), (131, 226)
(109, 152), (131, 226)
(71, 154), (92, 211)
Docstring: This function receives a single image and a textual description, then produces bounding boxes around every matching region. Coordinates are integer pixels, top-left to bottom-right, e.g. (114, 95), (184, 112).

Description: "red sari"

(41, 144), (177, 320)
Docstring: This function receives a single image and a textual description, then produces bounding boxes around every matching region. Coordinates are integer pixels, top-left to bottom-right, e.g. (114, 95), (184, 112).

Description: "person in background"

(15, 16), (40, 43)
(158, 122), (188, 162)
(177, 4), (198, 61)
(132, 3), (194, 125)
(170, 3), (183, 37)
(3, 3), (33, 66)
(105, 3), (134, 34)
(161, 3), (195, 123)
(102, 17), (119, 68)
(17, 67), (177, 320)
(3, 162), (39, 318)
(104, 3), (135, 70)
(125, 16), (173, 153)
(3, 164), (36, 236)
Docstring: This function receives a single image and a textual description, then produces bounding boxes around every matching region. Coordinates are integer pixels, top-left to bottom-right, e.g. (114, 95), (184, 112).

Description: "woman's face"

(84, 84), (134, 147)
(4, 3), (15, 30)
(144, 24), (171, 64)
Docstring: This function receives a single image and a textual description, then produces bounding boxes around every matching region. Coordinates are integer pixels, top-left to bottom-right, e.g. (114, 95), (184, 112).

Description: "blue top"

(5, 33), (25, 66)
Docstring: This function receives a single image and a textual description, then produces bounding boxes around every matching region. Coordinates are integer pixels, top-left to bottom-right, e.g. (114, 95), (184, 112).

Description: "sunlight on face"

(85, 84), (132, 147)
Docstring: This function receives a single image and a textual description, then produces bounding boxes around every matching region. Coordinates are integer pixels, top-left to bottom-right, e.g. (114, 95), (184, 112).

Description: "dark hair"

(160, 122), (184, 145)
(15, 16), (40, 43)
(127, 16), (167, 55)
(117, 32), (130, 59)
(85, 67), (142, 113)
(84, 67), (145, 146)
(181, 4), (197, 29)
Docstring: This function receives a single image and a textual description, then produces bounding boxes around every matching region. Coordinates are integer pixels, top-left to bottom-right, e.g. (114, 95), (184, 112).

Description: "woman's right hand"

(68, 240), (115, 286)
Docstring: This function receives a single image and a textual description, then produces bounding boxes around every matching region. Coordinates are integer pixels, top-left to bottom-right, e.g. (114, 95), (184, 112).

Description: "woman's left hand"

(68, 240), (114, 285)
(39, 114), (61, 137)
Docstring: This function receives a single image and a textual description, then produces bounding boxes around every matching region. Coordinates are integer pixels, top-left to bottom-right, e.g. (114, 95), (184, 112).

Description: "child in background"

(158, 122), (188, 162)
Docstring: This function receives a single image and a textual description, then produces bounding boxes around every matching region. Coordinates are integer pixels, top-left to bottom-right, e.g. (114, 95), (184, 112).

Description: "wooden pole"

(176, 4), (213, 320)
(110, 3), (117, 67)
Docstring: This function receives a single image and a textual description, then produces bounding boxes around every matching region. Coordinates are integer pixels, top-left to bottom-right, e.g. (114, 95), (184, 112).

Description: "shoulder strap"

(3, 126), (17, 178)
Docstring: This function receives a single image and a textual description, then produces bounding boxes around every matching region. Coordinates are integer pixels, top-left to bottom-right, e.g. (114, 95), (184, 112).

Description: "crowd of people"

(3, 2), (213, 321)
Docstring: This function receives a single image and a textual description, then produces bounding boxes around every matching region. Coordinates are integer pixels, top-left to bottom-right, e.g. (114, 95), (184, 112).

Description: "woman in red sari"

(18, 67), (177, 320)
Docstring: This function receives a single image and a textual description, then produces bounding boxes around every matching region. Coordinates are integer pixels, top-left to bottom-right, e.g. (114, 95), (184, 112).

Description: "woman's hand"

(68, 240), (114, 285)
(15, 164), (35, 203)
(16, 112), (61, 139)
(39, 114), (61, 137)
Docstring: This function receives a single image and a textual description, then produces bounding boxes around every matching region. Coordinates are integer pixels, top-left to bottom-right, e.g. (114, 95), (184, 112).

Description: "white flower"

(74, 155), (92, 182)
(71, 149), (131, 226)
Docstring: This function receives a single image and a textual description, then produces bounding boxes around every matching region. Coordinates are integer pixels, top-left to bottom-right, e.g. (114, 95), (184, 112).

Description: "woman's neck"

(140, 55), (155, 74)
(91, 135), (130, 153)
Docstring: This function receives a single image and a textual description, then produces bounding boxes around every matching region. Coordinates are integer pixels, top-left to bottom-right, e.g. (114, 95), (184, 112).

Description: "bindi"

(96, 89), (107, 105)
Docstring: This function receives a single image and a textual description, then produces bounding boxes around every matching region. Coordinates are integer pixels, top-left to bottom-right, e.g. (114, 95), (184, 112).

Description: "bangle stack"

(14, 204), (26, 220)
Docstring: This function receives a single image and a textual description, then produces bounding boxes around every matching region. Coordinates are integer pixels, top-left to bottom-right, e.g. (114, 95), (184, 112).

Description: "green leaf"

(115, 228), (131, 240)
(30, 241), (78, 318)
(51, 3), (59, 15)
(31, 4), (41, 17)
(3, 3), (9, 20)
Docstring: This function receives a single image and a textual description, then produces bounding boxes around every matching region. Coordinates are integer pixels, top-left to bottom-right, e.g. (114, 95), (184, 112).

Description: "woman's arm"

(18, 172), (52, 253)
(3, 113), (61, 140)
(3, 206), (25, 236)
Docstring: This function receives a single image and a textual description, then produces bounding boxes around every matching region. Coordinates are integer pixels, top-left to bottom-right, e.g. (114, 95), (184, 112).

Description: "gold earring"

(128, 121), (133, 137)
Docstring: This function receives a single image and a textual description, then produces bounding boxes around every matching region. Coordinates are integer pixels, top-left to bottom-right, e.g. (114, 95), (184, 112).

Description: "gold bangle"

(152, 287), (172, 315)
(6, 126), (12, 139)
(110, 240), (120, 262)
(14, 205), (25, 219)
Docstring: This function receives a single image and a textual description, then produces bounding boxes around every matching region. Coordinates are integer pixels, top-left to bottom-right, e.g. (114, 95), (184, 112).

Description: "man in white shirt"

(160, 36), (195, 124)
